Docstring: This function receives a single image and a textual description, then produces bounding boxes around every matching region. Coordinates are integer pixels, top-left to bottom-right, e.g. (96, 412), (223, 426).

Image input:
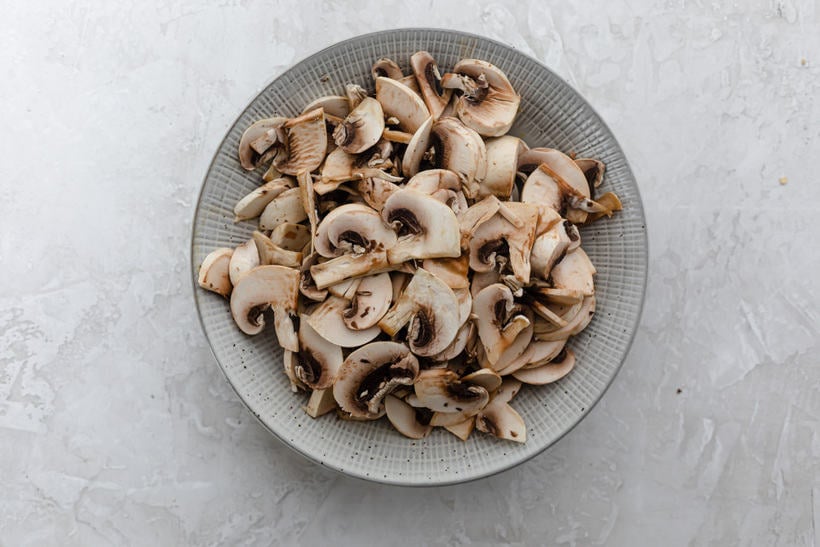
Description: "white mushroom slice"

(309, 251), (393, 289)
(533, 287), (585, 306)
(198, 248), (233, 297)
(421, 255), (469, 289)
(297, 170), (319, 243)
(550, 248), (596, 295)
(406, 168), (461, 194)
(429, 409), (478, 427)
(468, 202), (539, 284)
(314, 203), (397, 258)
(518, 148), (591, 200)
(228, 238), (260, 285)
(333, 97), (385, 154)
(306, 295), (381, 347)
(480, 136), (526, 198)
(375, 76), (430, 133)
(299, 253), (328, 302)
(430, 321), (472, 362)
(381, 189), (461, 263)
(258, 187), (307, 231)
(379, 268), (461, 356)
(327, 277), (361, 299)
(283, 350), (306, 392)
(233, 177), (295, 221)
(292, 315), (344, 390)
(441, 59), (520, 137)
(476, 401), (526, 443)
(269, 222), (311, 252)
(343, 273), (392, 330)
(473, 283), (531, 365)
(457, 195), (500, 248)
(302, 96), (350, 119)
(454, 288), (472, 324)
(252, 231), (302, 268)
(303, 388), (337, 418)
(444, 416), (476, 441)
(521, 165), (564, 212)
(382, 128), (414, 144)
(385, 395), (433, 439)
(401, 116), (433, 177)
(390, 271), (410, 303)
(345, 83), (368, 109)
(429, 117), (487, 198)
(491, 315), (534, 373)
(262, 163), (282, 182)
(470, 270), (500, 298)
(530, 220), (572, 280)
(398, 74), (422, 96)
(229, 265), (300, 351)
(575, 158), (606, 190)
(521, 340), (568, 369)
(410, 51), (453, 120)
(414, 369), (490, 414)
(462, 368), (503, 392)
(372, 57), (404, 80)
(334, 341), (420, 418)
(238, 117), (286, 170)
(272, 108), (327, 176)
(355, 178), (401, 211)
(514, 349), (576, 385)
(535, 296), (596, 341)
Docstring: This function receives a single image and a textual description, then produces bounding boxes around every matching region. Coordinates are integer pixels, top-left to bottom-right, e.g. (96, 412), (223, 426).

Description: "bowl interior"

(191, 29), (647, 485)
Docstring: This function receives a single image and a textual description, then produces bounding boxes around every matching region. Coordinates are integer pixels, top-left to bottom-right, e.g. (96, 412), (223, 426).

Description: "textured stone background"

(1, 1), (819, 545)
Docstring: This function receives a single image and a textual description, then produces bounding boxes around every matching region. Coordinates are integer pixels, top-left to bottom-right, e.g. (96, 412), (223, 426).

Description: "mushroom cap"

(333, 97), (385, 154)
(473, 283), (532, 364)
(444, 59), (520, 137)
(413, 369), (490, 414)
(238, 117), (286, 170)
(233, 177), (295, 221)
(229, 265), (300, 352)
(375, 76), (430, 133)
(293, 314), (344, 390)
(381, 188), (461, 263)
(429, 117), (487, 197)
(481, 135), (526, 198)
(343, 272), (393, 330)
(258, 187), (308, 231)
(385, 395), (433, 439)
(410, 51), (453, 120)
(306, 295), (381, 347)
(513, 348), (576, 385)
(228, 238), (260, 285)
(314, 203), (397, 258)
(198, 248), (233, 297)
(273, 108), (328, 176)
(333, 341), (420, 418)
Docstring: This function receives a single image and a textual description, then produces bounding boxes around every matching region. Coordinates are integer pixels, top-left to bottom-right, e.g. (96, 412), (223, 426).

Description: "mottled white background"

(1, 0), (819, 545)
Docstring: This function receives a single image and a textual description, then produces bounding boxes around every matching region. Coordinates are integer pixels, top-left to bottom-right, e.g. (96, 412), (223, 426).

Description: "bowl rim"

(190, 27), (649, 486)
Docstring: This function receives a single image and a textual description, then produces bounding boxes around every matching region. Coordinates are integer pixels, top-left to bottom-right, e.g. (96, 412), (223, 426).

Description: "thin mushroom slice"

(229, 265), (300, 352)
(375, 76), (430, 133)
(444, 416), (476, 441)
(314, 203), (397, 258)
(355, 178), (401, 211)
(283, 350), (308, 392)
(406, 169), (462, 194)
(293, 315), (344, 390)
(309, 251), (392, 290)
(414, 369), (490, 414)
(468, 202), (539, 284)
(429, 320), (473, 362)
(238, 117), (286, 170)
(473, 283), (531, 365)
(303, 388), (337, 418)
(401, 116), (433, 177)
(462, 368), (503, 392)
(297, 170), (319, 243)
(252, 231), (302, 268)
(514, 349), (576, 385)
(327, 277), (361, 300)
(458, 195), (501, 248)
(385, 395), (433, 439)
(198, 248), (233, 297)
(519, 148), (591, 200)
(429, 117), (487, 198)
(228, 238), (260, 285)
(233, 177), (295, 222)
(372, 57), (404, 80)
(421, 254), (469, 289)
(476, 400), (526, 443)
(343, 272), (392, 330)
(441, 59), (520, 137)
(299, 252), (328, 302)
(520, 340), (569, 370)
(480, 136), (527, 198)
(381, 189), (461, 263)
(269, 222), (311, 252)
(410, 51), (453, 120)
(574, 158), (606, 193)
(550, 248), (596, 295)
(273, 108), (328, 176)
(333, 97), (385, 154)
(306, 295), (381, 348)
(535, 296), (596, 342)
(530, 219), (573, 280)
(302, 96), (350, 119)
(258, 187), (307, 231)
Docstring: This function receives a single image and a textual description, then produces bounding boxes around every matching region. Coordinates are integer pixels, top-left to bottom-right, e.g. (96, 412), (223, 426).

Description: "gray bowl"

(191, 28), (648, 486)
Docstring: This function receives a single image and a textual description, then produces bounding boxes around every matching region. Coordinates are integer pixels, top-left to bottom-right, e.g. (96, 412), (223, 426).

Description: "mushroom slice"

(414, 369), (490, 414)
(343, 272), (392, 330)
(303, 388), (337, 418)
(406, 168), (461, 194)
(269, 222), (311, 252)
(421, 254), (469, 289)
(293, 315), (344, 390)
(496, 337), (564, 376)
(401, 116), (433, 177)
(378, 268), (460, 357)
(444, 416), (476, 441)
(535, 296), (596, 342)
(430, 320), (473, 362)
(454, 288), (473, 324)
(272, 108), (328, 176)
(233, 177), (295, 221)
(309, 251), (392, 289)
(385, 395), (433, 439)
(475, 400), (526, 443)
(480, 136), (527, 198)
(533, 287), (585, 306)
(410, 51), (453, 120)
(518, 148), (591, 200)
(462, 368), (503, 392)
(372, 57), (404, 80)
(473, 283), (531, 365)
(355, 178), (401, 211)
(228, 238), (260, 285)
(229, 265), (300, 351)
(333, 341), (420, 418)
(458, 195), (500, 248)
(468, 202), (539, 284)
(429, 117), (487, 198)
(198, 248), (233, 297)
(327, 277), (361, 299)
(574, 158), (606, 192)
(530, 220), (572, 280)
(302, 96), (350, 119)
(283, 350), (308, 392)
(513, 348), (576, 385)
(314, 203), (397, 258)
(550, 248), (596, 295)
(258, 187), (307, 231)
(375, 76), (430, 133)
(306, 295), (381, 347)
(299, 252), (328, 302)
(252, 231), (302, 268)
(381, 189), (461, 263)
(262, 163), (282, 182)
(297, 170), (319, 243)
(345, 83), (368, 109)
(333, 97), (385, 154)
(491, 312), (534, 373)
(441, 59), (520, 137)
(238, 117), (286, 170)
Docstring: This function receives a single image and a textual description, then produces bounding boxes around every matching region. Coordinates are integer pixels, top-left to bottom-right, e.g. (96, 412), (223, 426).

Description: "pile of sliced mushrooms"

(198, 52), (622, 443)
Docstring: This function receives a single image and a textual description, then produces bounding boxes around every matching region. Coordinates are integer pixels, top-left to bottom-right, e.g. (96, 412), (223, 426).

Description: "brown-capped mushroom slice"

(473, 283), (531, 365)
(378, 268), (460, 357)
(303, 387), (337, 418)
(421, 254), (469, 289)
(292, 315), (344, 390)
(429, 117), (487, 198)
(314, 203), (397, 258)
(550, 248), (596, 295)
(476, 400), (526, 443)
(228, 238), (260, 285)
(269, 222), (311, 252)
(372, 57), (404, 80)
(441, 59), (520, 137)
(384, 395), (433, 439)
(401, 116), (433, 177)
(375, 76), (429, 133)
(229, 265), (300, 351)
(258, 187), (307, 231)
(398, 74), (422, 95)
(381, 188), (461, 263)
(333, 97), (385, 154)
(233, 177), (295, 222)
(198, 248), (233, 297)
(252, 231), (302, 268)
(414, 369), (490, 414)
(534, 296), (596, 342)
(306, 295), (381, 347)
(468, 202), (539, 284)
(410, 51), (453, 120)
(333, 341), (420, 418)
(302, 96), (350, 119)
(238, 117), (286, 170)
(272, 108), (327, 176)
(444, 416), (476, 441)
(513, 348), (576, 385)
(480, 136), (527, 198)
(574, 158), (606, 193)
(343, 272), (392, 330)
(299, 252), (328, 302)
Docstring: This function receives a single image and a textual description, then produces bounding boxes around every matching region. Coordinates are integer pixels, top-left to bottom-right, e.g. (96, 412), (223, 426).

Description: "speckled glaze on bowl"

(191, 28), (647, 486)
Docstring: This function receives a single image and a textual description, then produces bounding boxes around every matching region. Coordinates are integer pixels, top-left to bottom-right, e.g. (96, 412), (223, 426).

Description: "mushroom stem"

(310, 251), (393, 289)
